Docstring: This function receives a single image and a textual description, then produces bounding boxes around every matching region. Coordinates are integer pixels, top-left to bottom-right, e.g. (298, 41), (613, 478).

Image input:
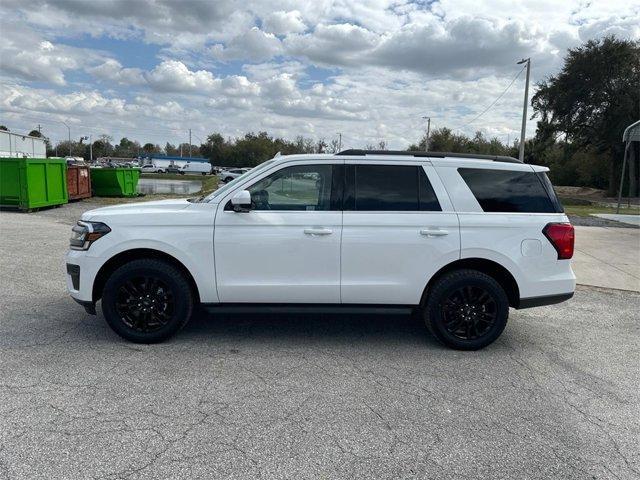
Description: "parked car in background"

(181, 162), (211, 175)
(66, 150), (575, 350)
(140, 164), (165, 174)
(218, 167), (251, 183)
(165, 165), (181, 174)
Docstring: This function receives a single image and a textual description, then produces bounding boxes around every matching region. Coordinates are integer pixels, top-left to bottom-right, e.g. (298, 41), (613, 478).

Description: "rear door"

(341, 161), (460, 305)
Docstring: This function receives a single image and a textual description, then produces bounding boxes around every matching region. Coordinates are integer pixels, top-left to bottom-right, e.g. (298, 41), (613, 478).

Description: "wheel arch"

(421, 258), (520, 308)
(92, 248), (201, 304)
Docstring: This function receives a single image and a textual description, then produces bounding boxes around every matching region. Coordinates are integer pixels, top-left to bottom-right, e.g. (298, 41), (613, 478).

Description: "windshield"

(203, 159), (277, 202)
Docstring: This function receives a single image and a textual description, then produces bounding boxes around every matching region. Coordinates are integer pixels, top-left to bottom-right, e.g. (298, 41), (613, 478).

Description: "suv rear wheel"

(423, 269), (509, 350)
(101, 259), (194, 343)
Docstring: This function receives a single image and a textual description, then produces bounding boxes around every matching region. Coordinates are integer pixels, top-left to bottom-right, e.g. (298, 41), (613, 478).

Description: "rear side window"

(347, 165), (441, 211)
(458, 168), (560, 213)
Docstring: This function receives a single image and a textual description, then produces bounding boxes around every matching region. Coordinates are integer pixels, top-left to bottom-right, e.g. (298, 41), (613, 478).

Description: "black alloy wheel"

(115, 276), (174, 333)
(102, 259), (194, 343)
(424, 269), (509, 350)
(441, 285), (497, 340)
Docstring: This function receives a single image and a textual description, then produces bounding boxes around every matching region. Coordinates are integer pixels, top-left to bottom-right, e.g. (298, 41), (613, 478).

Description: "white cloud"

(145, 60), (219, 93)
(0, 20), (101, 85)
(285, 23), (380, 66)
(263, 11), (307, 35)
(88, 59), (145, 86)
(211, 28), (282, 62)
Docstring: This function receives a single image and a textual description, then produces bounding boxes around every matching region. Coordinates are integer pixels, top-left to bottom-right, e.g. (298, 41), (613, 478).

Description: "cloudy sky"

(1, 0), (639, 150)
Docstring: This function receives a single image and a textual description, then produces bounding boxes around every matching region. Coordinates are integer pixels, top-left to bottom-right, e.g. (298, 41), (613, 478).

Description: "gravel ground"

(1, 207), (639, 479)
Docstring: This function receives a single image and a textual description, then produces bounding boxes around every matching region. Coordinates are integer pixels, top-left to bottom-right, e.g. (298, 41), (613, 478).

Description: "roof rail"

(336, 149), (522, 164)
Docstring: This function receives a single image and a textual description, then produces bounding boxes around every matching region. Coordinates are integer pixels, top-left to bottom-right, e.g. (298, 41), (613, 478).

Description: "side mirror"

(231, 190), (252, 212)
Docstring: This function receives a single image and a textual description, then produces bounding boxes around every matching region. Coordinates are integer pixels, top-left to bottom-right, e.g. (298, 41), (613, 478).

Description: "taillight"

(543, 223), (574, 259)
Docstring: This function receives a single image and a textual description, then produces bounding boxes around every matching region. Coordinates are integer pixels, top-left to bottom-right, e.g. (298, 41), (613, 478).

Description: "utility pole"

(188, 129), (192, 157)
(517, 58), (531, 162)
(422, 116), (431, 152)
(337, 133), (342, 152)
(89, 134), (93, 163)
(37, 124), (41, 134)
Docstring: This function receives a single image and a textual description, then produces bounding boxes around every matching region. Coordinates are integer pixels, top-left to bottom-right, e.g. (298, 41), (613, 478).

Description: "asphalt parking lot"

(1, 206), (639, 480)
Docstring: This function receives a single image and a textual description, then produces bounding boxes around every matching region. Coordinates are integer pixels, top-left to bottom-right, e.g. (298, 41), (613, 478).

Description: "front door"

(214, 161), (343, 303)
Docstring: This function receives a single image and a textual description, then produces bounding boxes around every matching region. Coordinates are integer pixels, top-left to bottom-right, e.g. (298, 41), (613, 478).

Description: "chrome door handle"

(420, 228), (449, 237)
(304, 228), (333, 236)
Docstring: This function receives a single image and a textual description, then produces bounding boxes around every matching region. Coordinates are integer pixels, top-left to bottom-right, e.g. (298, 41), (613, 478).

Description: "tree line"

(4, 36), (637, 195)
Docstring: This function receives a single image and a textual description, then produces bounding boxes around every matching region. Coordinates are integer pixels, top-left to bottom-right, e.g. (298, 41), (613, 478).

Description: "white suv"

(66, 150), (575, 350)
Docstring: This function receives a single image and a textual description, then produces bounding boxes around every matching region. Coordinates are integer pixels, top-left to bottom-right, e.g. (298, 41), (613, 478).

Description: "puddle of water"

(137, 178), (201, 195)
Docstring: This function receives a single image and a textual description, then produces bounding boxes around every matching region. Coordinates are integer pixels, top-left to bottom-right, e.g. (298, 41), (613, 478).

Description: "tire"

(224, 176), (233, 183)
(101, 259), (194, 343)
(423, 269), (509, 350)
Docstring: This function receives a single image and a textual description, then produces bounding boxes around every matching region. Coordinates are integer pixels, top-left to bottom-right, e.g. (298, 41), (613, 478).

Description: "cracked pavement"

(1, 206), (639, 479)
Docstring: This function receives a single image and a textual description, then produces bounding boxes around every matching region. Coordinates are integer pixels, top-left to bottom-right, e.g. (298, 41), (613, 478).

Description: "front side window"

(348, 165), (441, 211)
(458, 168), (559, 213)
(248, 164), (339, 211)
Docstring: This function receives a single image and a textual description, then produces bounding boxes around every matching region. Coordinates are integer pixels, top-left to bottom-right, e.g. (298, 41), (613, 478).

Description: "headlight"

(70, 221), (111, 251)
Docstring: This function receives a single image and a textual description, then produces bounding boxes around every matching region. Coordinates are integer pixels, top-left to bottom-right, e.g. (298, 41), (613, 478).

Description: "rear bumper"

(516, 292), (574, 309)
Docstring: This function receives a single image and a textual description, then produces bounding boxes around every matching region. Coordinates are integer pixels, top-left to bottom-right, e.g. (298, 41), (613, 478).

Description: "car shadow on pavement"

(177, 309), (445, 349)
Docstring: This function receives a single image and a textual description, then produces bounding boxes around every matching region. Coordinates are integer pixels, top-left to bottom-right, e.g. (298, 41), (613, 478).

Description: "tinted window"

(248, 164), (340, 211)
(458, 168), (558, 213)
(351, 165), (441, 211)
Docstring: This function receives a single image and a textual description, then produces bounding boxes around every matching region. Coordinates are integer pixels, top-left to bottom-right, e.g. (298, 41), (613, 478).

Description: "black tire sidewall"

(426, 270), (509, 350)
(102, 259), (193, 343)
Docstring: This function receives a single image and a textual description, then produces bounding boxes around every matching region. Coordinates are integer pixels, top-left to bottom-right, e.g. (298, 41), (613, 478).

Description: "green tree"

(532, 36), (640, 195)
(200, 133), (228, 164)
(164, 142), (178, 156)
(0, 126), (8, 131)
(114, 137), (141, 157)
(28, 129), (43, 137)
(142, 143), (161, 154)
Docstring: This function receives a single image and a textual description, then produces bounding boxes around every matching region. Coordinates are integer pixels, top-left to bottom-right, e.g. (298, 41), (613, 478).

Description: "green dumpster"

(90, 167), (140, 197)
(0, 157), (68, 210)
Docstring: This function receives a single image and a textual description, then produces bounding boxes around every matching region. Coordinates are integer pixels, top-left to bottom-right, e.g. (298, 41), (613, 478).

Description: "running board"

(200, 303), (416, 315)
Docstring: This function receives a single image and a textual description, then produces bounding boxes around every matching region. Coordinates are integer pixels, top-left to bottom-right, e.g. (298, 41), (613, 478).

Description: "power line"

(452, 65), (526, 132)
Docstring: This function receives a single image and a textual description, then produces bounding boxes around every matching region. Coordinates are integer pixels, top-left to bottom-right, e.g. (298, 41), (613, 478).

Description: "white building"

(0, 130), (47, 158)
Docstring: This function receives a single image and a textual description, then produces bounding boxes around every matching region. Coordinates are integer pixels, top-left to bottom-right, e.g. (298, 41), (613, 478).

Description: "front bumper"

(65, 249), (101, 303)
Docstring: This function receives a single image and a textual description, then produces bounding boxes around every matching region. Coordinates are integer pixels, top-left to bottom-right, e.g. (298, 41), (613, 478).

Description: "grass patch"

(564, 204), (640, 217)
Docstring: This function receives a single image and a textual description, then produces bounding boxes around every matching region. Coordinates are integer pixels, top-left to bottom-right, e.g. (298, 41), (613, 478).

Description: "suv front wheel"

(423, 269), (509, 350)
(101, 259), (194, 343)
